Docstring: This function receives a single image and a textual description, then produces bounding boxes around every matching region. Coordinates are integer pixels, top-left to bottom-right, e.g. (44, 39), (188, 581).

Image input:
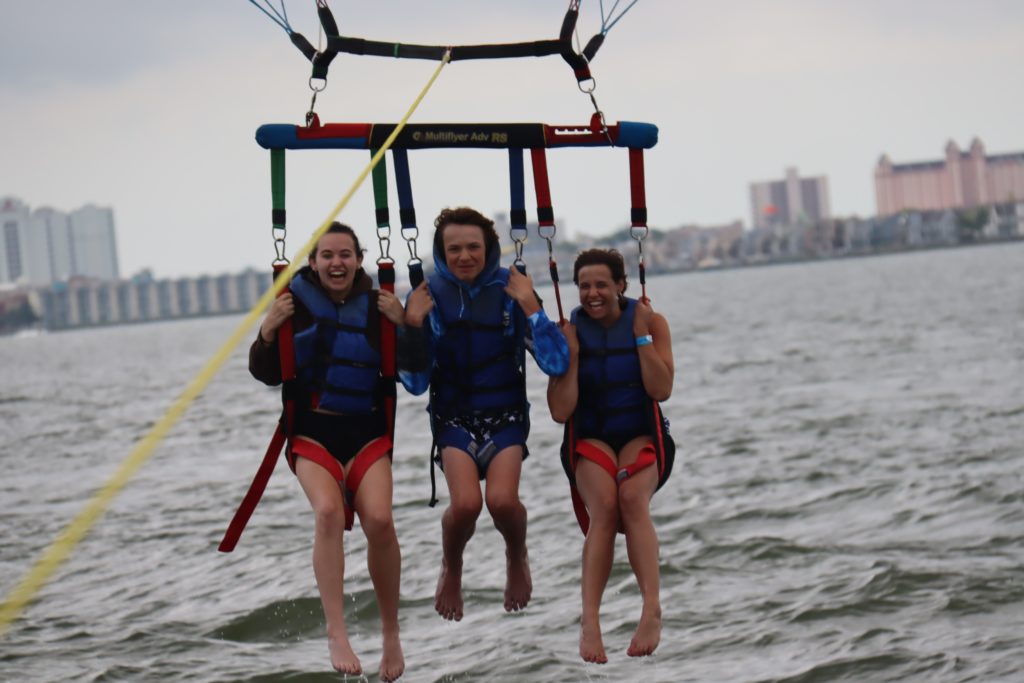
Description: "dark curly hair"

(572, 248), (628, 292)
(433, 206), (500, 259)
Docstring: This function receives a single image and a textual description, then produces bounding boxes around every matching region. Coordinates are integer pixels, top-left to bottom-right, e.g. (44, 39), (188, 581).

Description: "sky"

(1, 1), (1022, 279)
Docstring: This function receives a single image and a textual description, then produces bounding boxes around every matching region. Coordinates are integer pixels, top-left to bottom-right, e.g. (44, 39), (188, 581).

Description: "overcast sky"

(2, 1), (1022, 278)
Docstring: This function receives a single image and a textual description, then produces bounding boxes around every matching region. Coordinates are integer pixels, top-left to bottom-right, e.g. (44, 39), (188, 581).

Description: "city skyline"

(2, 1), (1022, 278)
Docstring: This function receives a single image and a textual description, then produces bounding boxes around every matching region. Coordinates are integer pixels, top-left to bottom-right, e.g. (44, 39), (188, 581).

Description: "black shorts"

(292, 409), (388, 467)
(576, 429), (649, 454)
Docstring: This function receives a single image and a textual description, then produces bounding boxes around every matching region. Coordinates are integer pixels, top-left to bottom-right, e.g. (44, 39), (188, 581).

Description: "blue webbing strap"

(508, 149), (527, 233)
(392, 149), (416, 230)
(391, 149), (424, 287)
(508, 148), (529, 273)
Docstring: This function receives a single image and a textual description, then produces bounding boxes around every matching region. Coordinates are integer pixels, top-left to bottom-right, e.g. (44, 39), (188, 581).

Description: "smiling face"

(309, 231), (362, 302)
(576, 263), (624, 326)
(442, 223), (487, 284)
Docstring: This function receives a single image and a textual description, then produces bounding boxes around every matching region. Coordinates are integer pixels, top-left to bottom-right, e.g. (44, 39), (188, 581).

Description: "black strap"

(290, 3), (601, 84)
(428, 441), (439, 507)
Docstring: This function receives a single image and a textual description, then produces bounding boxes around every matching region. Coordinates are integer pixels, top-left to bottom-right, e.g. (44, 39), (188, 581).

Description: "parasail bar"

(255, 121), (658, 151)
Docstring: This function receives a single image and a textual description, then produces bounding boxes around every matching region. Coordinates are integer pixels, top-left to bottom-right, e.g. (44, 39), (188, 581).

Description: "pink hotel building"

(875, 138), (1024, 216)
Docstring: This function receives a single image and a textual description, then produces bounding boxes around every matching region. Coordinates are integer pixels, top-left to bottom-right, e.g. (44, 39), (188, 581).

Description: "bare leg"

(352, 456), (404, 682)
(618, 438), (662, 657)
(574, 442), (620, 664)
(294, 454), (360, 676)
(435, 448), (483, 621)
(484, 446), (531, 612)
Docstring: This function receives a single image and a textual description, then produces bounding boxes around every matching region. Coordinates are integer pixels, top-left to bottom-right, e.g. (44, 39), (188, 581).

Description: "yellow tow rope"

(0, 52), (451, 638)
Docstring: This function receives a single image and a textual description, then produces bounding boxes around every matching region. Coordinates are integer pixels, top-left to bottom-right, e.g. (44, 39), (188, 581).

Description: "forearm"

(546, 365), (578, 423)
(637, 345), (673, 401)
(249, 334), (282, 385)
(637, 315), (674, 401)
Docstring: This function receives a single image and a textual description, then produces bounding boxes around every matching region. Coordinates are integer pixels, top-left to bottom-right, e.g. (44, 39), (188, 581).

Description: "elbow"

(548, 408), (570, 424)
(648, 382), (673, 403)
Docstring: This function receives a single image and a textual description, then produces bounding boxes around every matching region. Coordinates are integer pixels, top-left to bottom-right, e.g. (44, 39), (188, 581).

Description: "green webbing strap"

(370, 147), (390, 229)
(270, 149), (287, 262)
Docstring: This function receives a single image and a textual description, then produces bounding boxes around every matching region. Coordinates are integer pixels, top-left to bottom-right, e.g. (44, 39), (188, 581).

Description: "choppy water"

(2, 243), (1023, 682)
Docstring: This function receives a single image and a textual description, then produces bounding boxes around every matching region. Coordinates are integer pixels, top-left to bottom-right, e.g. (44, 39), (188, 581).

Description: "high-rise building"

(0, 197), (30, 283)
(0, 198), (119, 285)
(33, 208), (75, 283)
(750, 167), (831, 230)
(69, 204), (119, 281)
(875, 138), (1024, 215)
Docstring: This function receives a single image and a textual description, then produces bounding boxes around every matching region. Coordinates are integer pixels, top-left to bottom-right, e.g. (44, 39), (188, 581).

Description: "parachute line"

(247, 0), (293, 34)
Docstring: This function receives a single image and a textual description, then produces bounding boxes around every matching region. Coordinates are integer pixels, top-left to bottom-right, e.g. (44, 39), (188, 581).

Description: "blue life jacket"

(428, 268), (523, 418)
(290, 274), (381, 414)
(572, 297), (649, 438)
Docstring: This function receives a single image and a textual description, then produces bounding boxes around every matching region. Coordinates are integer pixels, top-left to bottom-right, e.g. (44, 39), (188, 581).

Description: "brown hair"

(572, 248), (628, 292)
(433, 206), (500, 258)
(311, 222), (363, 260)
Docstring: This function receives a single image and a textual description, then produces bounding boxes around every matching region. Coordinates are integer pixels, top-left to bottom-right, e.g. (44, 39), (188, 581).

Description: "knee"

(448, 496), (483, 525)
(485, 492), (522, 523)
(587, 492), (620, 530)
(617, 482), (652, 519)
(312, 499), (346, 536)
(358, 504), (395, 541)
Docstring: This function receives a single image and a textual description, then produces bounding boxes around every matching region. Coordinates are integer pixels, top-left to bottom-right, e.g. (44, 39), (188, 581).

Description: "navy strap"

(392, 149), (416, 231)
(508, 149), (527, 232)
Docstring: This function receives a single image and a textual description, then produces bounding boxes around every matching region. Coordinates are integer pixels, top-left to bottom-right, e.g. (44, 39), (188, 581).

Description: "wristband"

(527, 310), (543, 325)
(635, 334), (653, 347)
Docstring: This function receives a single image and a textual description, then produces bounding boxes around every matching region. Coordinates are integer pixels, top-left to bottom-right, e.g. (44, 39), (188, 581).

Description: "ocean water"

(1, 242), (1022, 682)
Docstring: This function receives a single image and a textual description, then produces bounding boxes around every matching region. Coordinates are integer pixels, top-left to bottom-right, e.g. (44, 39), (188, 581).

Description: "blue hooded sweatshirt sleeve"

(522, 307), (569, 377)
(397, 320), (434, 396)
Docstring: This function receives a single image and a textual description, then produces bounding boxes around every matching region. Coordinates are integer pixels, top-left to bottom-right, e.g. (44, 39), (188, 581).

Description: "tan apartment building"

(875, 138), (1024, 216)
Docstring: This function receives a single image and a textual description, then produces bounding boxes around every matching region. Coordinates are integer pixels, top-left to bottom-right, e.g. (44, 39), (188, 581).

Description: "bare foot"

(327, 631), (361, 675)
(627, 605), (662, 657)
(435, 560), (464, 621)
(504, 548), (532, 612)
(379, 630), (405, 682)
(579, 619), (608, 663)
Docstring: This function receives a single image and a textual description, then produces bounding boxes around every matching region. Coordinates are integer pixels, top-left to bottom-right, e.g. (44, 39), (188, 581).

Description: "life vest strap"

(219, 269), (295, 552)
(345, 436), (394, 503)
(217, 423), (288, 553)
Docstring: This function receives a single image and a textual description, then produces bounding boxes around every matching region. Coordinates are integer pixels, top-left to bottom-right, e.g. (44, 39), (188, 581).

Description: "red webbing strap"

(377, 263), (397, 441)
(530, 148), (554, 227)
(345, 436), (394, 500)
(218, 425), (288, 552)
(217, 270), (295, 552)
(530, 148), (565, 322)
(628, 148), (647, 227)
(576, 439), (620, 481)
(565, 420), (590, 535)
(616, 443), (656, 483)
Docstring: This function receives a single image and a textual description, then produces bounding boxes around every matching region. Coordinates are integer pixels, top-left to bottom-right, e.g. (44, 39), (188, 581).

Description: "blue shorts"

(435, 409), (528, 479)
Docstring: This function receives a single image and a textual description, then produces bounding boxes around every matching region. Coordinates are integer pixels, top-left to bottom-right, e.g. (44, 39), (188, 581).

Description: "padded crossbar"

(256, 121), (658, 151)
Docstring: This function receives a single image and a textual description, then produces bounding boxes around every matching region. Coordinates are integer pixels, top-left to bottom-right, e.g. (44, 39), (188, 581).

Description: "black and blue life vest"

(572, 297), (649, 439)
(427, 267), (523, 419)
(290, 272), (381, 414)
